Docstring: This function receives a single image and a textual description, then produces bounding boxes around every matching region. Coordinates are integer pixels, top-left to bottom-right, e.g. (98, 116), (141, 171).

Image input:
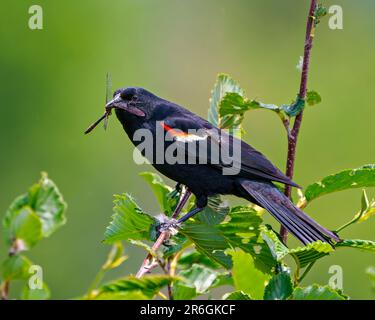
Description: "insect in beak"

(84, 109), (111, 135)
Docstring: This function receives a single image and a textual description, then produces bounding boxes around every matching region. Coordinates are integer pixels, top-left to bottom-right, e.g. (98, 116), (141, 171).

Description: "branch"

(280, 0), (318, 243)
(135, 189), (192, 279)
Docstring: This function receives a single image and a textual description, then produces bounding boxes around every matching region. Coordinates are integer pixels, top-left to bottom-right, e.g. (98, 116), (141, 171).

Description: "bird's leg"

(161, 195), (207, 231)
(177, 206), (204, 224)
(171, 186), (190, 219)
(156, 187), (191, 235)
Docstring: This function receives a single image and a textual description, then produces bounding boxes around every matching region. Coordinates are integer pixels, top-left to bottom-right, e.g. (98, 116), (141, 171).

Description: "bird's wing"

(162, 117), (299, 187)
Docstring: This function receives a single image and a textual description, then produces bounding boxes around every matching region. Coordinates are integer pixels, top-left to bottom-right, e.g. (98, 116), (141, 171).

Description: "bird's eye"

(132, 95), (138, 101)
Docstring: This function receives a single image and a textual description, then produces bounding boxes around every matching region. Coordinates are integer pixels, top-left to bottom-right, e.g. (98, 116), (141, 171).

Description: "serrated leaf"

(336, 239), (375, 253)
(260, 225), (289, 262)
(180, 206), (277, 273)
(260, 226), (333, 268)
(228, 249), (270, 300)
(263, 272), (293, 300)
(197, 195), (229, 225)
(217, 206), (276, 273)
(21, 282), (50, 300)
(305, 165), (375, 202)
(208, 74), (245, 128)
(98, 275), (176, 299)
(289, 241), (333, 268)
(3, 207), (42, 250)
(223, 291), (252, 300)
(94, 291), (149, 300)
(139, 172), (177, 216)
(1, 255), (32, 280)
(292, 284), (348, 300)
(306, 90), (322, 106)
(180, 222), (232, 269)
(103, 194), (155, 244)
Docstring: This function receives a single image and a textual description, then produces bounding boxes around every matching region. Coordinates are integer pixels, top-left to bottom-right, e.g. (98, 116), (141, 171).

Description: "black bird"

(86, 87), (340, 245)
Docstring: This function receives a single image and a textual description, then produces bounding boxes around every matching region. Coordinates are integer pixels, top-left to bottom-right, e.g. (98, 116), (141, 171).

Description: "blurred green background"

(0, 0), (374, 299)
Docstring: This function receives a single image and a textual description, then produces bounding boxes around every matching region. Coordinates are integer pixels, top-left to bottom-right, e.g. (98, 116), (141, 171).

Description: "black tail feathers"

(238, 179), (341, 246)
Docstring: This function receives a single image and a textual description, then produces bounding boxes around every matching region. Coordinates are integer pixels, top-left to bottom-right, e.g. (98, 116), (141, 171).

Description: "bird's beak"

(106, 94), (146, 117)
(105, 94), (127, 111)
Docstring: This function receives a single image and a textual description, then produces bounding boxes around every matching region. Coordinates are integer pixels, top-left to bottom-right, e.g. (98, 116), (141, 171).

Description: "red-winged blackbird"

(86, 87), (340, 245)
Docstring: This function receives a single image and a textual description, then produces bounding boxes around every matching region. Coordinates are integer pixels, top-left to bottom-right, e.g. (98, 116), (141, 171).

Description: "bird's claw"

(155, 215), (181, 240)
(158, 218), (180, 234)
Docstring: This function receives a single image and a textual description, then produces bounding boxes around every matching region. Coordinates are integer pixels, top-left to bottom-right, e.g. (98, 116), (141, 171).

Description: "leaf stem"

(281, 0), (318, 243)
(298, 261), (316, 284)
(0, 281), (10, 300)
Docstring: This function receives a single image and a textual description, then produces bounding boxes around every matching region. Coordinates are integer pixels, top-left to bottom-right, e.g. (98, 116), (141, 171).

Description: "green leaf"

(102, 241), (128, 271)
(98, 275), (176, 299)
(289, 241), (333, 268)
(219, 93), (279, 132)
(174, 264), (219, 300)
(306, 90), (322, 106)
(21, 282), (50, 300)
(177, 251), (221, 270)
(3, 173), (67, 247)
(228, 249), (270, 300)
(305, 165), (375, 202)
(197, 195), (229, 225)
(292, 284), (348, 300)
(1, 255), (32, 280)
(210, 272), (234, 289)
(264, 272), (293, 300)
(180, 222), (232, 269)
(180, 206), (276, 273)
(27, 172), (67, 236)
(180, 264), (218, 294)
(260, 226), (333, 268)
(336, 190), (375, 233)
(336, 239), (375, 253)
(217, 206), (276, 273)
(356, 190), (375, 223)
(103, 194), (156, 244)
(260, 225), (289, 262)
(3, 207), (42, 251)
(208, 74), (245, 128)
(95, 291), (150, 300)
(223, 291), (252, 300)
(173, 283), (197, 300)
(139, 172), (177, 216)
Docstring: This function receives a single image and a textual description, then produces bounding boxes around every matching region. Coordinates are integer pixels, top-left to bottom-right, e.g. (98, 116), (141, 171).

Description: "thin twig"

(0, 281), (9, 300)
(135, 189), (192, 278)
(166, 257), (174, 300)
(281, 0), (318, 243)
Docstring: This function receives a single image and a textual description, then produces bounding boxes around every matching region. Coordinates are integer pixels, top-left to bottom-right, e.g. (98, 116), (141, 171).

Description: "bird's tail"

(238, 179), (341, 246)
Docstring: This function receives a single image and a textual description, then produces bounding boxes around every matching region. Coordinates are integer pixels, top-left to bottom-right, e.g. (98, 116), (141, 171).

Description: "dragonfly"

(84, 73), (113, 134)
